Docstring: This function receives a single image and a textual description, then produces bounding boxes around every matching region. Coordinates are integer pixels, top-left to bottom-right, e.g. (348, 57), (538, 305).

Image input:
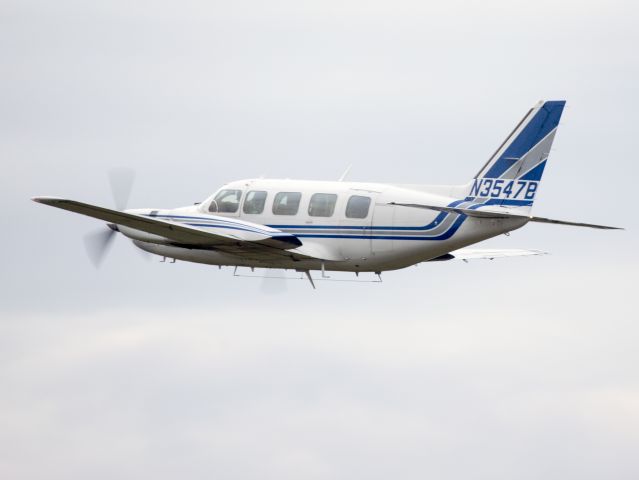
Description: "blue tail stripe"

(483, 101), (565, 179)
(484, 158), (518, 178)
(520, 160), (547, 181)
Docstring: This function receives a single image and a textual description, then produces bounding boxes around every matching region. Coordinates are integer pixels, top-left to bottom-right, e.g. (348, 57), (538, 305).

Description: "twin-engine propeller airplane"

(33, 100), (621, 287)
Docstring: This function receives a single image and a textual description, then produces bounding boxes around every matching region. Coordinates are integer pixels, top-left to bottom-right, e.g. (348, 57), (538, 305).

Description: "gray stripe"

(500, 128), (557, 179)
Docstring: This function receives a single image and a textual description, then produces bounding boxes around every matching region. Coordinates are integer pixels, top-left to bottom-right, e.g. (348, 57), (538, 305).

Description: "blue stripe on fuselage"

(295, 214), (469, 241)
(141, 198), (492, 241)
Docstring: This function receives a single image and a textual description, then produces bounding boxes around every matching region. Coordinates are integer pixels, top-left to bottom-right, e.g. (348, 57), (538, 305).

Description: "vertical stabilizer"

(467, 100), (566, 212)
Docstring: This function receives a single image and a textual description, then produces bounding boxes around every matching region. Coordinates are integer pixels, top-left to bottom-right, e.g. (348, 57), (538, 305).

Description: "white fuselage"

(123, 179), (528, 272)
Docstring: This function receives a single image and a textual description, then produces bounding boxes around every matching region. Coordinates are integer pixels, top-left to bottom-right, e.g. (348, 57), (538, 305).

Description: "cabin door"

(371, 194), (395, 254)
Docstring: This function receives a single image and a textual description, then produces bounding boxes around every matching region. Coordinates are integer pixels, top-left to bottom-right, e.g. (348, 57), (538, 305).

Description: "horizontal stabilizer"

(390, 202), (623, 230)
(524, 216), (623, 229)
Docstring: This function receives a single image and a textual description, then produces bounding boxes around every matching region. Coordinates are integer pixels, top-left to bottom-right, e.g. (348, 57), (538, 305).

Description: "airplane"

(33, 100), (622, 288)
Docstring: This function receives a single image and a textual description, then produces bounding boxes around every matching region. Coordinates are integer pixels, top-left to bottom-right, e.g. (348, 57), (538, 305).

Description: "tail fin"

(467, 100), (566, 211)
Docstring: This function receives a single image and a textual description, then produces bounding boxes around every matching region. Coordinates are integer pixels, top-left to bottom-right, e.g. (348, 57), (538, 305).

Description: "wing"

(32, 197), (343, 262)
(391, 202), (623, 230)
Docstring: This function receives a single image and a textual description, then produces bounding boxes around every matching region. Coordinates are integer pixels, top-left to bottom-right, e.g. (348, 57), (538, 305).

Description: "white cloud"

(1, 261), (637, 479)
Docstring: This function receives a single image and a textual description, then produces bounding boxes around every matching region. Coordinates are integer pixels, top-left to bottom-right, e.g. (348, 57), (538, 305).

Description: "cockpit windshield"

(208, 189), (242, 213)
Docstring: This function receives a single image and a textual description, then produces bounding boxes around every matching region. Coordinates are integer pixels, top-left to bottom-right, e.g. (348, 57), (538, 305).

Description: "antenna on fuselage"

(338, 164), (352, 182)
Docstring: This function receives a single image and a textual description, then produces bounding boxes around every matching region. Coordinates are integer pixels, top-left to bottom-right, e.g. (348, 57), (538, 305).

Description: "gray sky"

(1, 1), (638, 479)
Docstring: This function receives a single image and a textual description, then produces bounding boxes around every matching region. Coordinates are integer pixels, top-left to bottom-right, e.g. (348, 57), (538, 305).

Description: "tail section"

(467, 100), (566, 211)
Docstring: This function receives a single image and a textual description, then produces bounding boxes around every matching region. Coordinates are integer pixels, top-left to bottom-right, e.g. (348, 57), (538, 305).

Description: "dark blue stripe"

(148, 214), (277, 236)
(463, 198), (532, 208)
(520, 160), (547, 181)
(495, 199), (533, 207)
(468, 198), (533, 208)
(185, 223), (298, 238)
(296, 214), (469, 241)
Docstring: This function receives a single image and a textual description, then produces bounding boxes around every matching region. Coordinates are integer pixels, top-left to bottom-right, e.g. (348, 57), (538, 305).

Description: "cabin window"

(243, 190), (267, 214)
(308, 193), (337, 217)
(209, 189), (242, 213)
(273, 192), (302, 215)
(345, 195), (371, 218)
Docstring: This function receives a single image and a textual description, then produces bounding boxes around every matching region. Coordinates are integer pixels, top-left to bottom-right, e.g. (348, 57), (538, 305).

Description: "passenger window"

(210, 189), (242, 213)
(243, 190), (267, 214)
(345, 195), (371, 218)
(308, 193), (337, 217)
(273, 192), (302, 215)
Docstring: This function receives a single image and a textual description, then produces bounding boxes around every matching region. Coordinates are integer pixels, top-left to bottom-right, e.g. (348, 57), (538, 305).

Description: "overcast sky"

(1, 1), (638, 479)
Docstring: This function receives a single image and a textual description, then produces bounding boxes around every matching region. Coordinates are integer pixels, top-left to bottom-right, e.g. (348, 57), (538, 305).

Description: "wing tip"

(32, 196), (63, 204)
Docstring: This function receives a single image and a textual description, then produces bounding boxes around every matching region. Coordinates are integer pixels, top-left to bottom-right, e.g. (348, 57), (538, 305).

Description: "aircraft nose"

(107, 223), (119, 232)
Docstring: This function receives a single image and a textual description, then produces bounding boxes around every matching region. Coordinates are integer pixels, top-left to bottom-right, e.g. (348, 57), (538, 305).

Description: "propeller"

(108, 168), (136, 211)
(83, 168), (136, 268)
(84, 225), (118, 268)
